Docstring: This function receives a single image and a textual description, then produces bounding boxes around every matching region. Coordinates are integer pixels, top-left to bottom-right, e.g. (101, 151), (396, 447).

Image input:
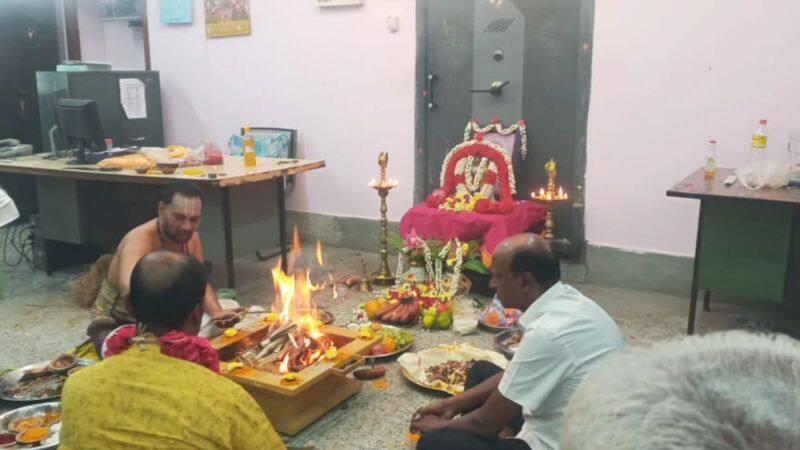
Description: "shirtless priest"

(88, 181), (240, 353)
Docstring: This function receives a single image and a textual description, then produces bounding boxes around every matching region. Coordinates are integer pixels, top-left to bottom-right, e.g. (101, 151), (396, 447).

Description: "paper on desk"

(119, 78), (147, 119)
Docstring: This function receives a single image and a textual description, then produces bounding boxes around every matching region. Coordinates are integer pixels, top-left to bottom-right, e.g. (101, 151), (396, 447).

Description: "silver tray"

(0, 359), (94, 402)
(0, 402), (61, 449)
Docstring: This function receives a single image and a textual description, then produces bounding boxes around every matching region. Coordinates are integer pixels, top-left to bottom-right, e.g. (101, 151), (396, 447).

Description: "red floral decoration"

(426, 141), (514, 214)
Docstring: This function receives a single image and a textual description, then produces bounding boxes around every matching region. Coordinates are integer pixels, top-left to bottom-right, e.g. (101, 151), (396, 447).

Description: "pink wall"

(77, 0), (106, 61)
(146, 1), (800, 256)
(586, 0), (800, 256)
(100, 21), (146, 70)
(146, 0), (416, 221)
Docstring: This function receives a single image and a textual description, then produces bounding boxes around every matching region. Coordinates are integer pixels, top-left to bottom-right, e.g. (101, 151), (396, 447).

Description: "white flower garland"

(391, 238), (465, 298)
(463, 119), (529, 160)
(463, 157), (490, 193)
(394, 251), (405, 287)
(439, 139), (516, 195)
(424, 241), (434, 283)
(448, 239), (463, 298)
(433, 241), (451, 295)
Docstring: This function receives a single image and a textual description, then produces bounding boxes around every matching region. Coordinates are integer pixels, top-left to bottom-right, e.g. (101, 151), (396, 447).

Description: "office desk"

(0, 155), (325, 288)
(667, 168), (800, 334)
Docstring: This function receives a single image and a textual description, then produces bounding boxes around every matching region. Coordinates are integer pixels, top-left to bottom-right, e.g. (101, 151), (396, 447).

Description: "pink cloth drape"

(400, 201), (547, 253)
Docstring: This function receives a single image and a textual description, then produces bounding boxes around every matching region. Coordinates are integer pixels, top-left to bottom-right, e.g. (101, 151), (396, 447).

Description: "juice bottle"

(243, 127), (256, 170)
(704, 140), (717, 181)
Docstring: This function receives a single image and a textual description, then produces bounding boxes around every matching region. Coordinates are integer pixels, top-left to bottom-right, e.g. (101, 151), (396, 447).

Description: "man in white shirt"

(411, 233), (625, 450)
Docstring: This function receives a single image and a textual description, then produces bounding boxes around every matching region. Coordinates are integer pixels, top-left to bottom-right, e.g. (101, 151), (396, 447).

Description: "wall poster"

(205, 0), (251, 38)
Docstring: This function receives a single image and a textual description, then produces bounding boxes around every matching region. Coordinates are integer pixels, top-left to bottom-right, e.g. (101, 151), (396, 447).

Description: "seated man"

(61, 251), (285, 450)
(561, 331), (800, 450)
(89, 181), (239, 352)
(411, 234), (625, 450)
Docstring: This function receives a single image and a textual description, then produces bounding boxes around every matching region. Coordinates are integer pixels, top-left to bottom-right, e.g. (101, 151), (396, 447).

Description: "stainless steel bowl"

(0, 402), (60, 449)
(493, 327), (524, 359)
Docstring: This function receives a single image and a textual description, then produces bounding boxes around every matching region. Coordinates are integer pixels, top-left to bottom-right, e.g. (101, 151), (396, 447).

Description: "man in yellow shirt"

(61, 251), (285, 450)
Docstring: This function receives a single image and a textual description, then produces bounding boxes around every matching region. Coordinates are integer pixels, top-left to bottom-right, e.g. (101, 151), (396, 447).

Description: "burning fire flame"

(279, 355), (290, 373)
(269, 228), (338, 373)
(328, 273), (338, 299)
(316, 240), (324, 267)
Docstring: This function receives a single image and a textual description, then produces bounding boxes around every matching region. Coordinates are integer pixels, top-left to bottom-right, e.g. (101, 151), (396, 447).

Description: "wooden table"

(0, 155), (325, 288)
(667, 168), (800, 334)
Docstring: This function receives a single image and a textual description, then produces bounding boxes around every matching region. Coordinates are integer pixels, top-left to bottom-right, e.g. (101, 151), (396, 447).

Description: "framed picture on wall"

(205, 0), (251, 38)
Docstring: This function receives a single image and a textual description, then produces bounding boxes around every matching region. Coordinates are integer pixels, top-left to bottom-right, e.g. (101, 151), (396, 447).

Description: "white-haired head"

(561, 331), (800, 450)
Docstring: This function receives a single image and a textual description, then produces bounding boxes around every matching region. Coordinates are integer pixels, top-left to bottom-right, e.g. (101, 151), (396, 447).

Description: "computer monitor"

(56, 98), (105, 164)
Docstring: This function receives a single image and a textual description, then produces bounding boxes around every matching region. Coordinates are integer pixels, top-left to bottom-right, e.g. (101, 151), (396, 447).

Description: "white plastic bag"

(735, 161), (794, 190)
(139, 146), (171, 164)
(453, 297), (479, 335)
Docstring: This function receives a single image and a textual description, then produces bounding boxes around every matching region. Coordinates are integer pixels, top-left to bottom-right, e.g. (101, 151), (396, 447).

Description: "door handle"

(425, 72), (438, 110)
(470, 80), (509, 96)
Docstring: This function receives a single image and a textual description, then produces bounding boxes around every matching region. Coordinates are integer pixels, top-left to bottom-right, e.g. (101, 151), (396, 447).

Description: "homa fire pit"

(210, 233), (379, 435)
(212, 321), (377, 435)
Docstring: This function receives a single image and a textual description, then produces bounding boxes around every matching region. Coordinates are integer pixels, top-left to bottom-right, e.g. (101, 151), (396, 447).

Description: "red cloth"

(400, 201), (547, 253)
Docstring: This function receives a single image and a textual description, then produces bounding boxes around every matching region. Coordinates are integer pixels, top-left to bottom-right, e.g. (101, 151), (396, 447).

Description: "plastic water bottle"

(243, 126), (256, 171)
(750, 119), (768, 164)
(704, 140), (717, 181)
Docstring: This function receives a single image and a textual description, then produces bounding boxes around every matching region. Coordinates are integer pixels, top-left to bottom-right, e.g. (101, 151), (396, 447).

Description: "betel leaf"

(388, 233), (405, 252)
(463, 258), (490, 275)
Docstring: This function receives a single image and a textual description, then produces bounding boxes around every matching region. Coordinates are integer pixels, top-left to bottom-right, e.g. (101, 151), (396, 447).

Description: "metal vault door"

(416, 0), (593, 257)
(471, 1), (524, 123)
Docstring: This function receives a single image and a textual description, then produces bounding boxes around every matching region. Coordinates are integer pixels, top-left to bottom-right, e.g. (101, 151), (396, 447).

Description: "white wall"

(77, 0), (145, 70)
(586, 0), (800, 256)
(146, 0), (416, 221)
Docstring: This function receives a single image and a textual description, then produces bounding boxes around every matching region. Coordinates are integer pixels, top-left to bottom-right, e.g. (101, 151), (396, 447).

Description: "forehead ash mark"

(169, 195), (201, 217)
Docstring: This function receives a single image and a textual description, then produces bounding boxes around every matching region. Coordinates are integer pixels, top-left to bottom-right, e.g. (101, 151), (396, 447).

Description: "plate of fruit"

(360, 283), (457, 329)
(351, 323), (415, 358)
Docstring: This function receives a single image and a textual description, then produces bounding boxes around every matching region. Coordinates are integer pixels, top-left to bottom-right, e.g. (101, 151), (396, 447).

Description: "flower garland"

(438, 139), (516, 195)
(429, 139), (516, 214)
(424, 241), (434, 283)
(463, 157), (490, 193)
(464, 117), (528, 160)
(448, 239), (463, 298)
(103, 324), (221, 373)
(433, 240), (450, 295)
(394, 251), (405, 288)
(391, 237), (466, 298)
